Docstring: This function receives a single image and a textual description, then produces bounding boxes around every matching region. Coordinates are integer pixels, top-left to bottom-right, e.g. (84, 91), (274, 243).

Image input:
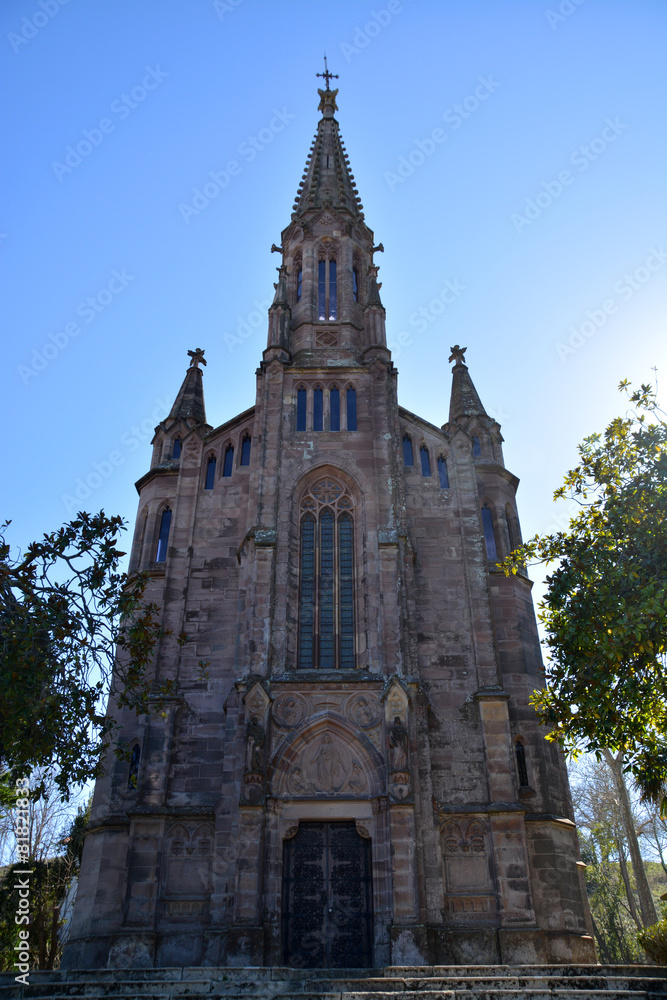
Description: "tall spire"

(168, 348), (207, 426)
(291, 65), (364, 221)
(448, 345), (488, 422)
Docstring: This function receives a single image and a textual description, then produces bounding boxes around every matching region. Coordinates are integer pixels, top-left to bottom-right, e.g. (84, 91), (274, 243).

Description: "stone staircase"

(1, 965), (666, 1000)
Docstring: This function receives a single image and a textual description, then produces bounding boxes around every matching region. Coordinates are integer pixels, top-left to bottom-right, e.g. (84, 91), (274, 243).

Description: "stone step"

(1, 967), (666, 1000)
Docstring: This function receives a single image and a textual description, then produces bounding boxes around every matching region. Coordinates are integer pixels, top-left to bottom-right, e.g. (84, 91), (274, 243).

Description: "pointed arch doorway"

(281, 821), (373, 968)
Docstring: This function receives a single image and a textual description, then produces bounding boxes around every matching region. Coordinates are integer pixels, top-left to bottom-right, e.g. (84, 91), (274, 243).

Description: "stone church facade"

(63, 84), (595, 970)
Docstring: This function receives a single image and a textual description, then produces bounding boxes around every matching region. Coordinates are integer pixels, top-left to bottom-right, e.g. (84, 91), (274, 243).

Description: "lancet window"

(156, 507), (172, 563)
(481, 505), (498, 561)
(318, 257), (337, 320)
(298, 477), (355, 670)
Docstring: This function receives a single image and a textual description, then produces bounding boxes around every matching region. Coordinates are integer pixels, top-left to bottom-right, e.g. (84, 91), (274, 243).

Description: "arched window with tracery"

(298, 477), (355, 670)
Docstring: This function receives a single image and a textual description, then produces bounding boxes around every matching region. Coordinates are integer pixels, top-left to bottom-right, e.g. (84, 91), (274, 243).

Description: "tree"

(0, 772), (91, 970)
(501, 380), (667, 810)
(0, 511), (181, 799)
(570, 757), (664, 962)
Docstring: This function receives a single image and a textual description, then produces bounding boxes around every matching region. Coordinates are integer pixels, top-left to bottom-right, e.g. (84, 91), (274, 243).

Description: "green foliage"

(0, 511), (183, 798)
(637, 917), (667, 964)
(501, 381), (667, 808)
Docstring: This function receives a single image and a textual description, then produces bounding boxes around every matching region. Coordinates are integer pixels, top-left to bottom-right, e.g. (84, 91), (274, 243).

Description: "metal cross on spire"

(316, 54), (339, 91)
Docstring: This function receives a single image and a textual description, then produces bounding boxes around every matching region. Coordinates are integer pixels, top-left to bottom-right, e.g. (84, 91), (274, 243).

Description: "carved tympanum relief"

(286, 731), (368, 797)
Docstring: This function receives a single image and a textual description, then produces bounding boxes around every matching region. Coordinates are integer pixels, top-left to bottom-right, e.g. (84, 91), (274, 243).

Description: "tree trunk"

(603, 749), (658, 926)
(617, 845), (642, 928)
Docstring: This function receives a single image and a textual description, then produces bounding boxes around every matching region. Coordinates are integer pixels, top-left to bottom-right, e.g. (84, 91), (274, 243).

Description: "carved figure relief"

(245, 716), (265, 773)
(389, 716), (408, 771)
(273, 693), (307, 728)
(346, 692), (380, 729)
(163, 821), (214, 905)
(242, 681), (270, 803)
(283, 730), (369, 797)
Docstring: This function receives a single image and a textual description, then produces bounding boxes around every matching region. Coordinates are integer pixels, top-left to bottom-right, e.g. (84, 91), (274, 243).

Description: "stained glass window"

(172, 438), (181, 460)
(297, 478), (355, 670)
(240, 435), (251, 466)
(314, 387), (324, 431)
(420, 446), (431, 477)
(473, 436), (482, 457)
(205, 457), (216, 489)
(330, 388), (340, 431)
(156, 508), (171, 563)
(297, 388), (307, 431)
(353, 268), (359, 302)
(297, 268), (302, 302)
(437, 456), (449, 489)
(222, 446), (233, 478)
(346, 388), (357, 431)
(403, 436), (414, 466)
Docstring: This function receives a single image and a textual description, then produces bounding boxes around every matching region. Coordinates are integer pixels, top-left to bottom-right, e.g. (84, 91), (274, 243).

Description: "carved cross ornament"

(187, 347), (207, 368)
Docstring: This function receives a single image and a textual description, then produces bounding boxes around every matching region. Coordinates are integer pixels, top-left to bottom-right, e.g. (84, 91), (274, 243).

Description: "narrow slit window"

(346, 388), (357, 431)
(328, 260), (337, 319)
(437, 456), (449, 489)
(128, 744), (140, 789)
(352, 268), (359, 303)
(472, 435), (482, 457)
(403, 436), (414, 466)
(296, 268), (302, 302)
(318, 260), (326, 320)
(319, 509), (335, 669)
(205, 457), (216, 489)
(313, 387), (324, 431)
(156, 508), (171, 563)
(420, 446), (431, 477)
(172, 438), (181, 460)
(222, 446), (234, 478)
(515, 740), (529, 787)
(481, 505), (498, 561)
(240, 435), (251, 466)
(330, 388), (340, 431)
(297, 388), (307, 431)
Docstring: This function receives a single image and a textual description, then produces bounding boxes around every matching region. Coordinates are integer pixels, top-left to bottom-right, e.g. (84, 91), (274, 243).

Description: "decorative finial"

(448, 345), (467, 367)
(188, 347), (207, 368)
(316, 53), (339, 91)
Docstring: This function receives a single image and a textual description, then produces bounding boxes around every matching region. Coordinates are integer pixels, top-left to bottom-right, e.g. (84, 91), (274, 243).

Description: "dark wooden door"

(282, 821), (373, 968)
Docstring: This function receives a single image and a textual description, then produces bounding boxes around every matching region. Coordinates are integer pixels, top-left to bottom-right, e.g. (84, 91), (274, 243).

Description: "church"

(62, 77), (595, 971)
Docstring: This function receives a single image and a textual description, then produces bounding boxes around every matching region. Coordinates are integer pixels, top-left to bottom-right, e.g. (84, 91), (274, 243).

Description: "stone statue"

(312, 733), (346, 793)
(245, 715), (265, 773)
(389, 716), (408, 772)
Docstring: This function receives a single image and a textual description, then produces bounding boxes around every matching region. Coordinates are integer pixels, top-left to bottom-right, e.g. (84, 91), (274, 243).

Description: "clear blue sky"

(2, 0), (666, 596)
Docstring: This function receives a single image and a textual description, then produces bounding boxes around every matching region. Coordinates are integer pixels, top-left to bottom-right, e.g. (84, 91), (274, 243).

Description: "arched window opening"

(240, 435), (252, 466)
(296, 387), (307, 431)
(296, 268), (303, 302)
(505, 505), (520, 552)
(481, 505), (498, 561)
(352, 267), (359, 303)
(128, 744), (140, 790)
(222, 445), (234, 478)
(172, 438), (182, 460)
(318, 260), (326, 320)
(329, 260), (337, 319)
(346, 388), (357, 431)
(313, 386), (324, 431)
(515, 740), (529, 788)
(403, 435), (414, 467)
(156, 508), (172, 563)
(205, 456), (216, 489)
(317, 255), (337, 320)
(329, 387), (340, 431)
(472, 435), (482, 457)
(298, 477), (356, 670)
(420, 445), (431, 477)
(437, 456), (449, 489)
